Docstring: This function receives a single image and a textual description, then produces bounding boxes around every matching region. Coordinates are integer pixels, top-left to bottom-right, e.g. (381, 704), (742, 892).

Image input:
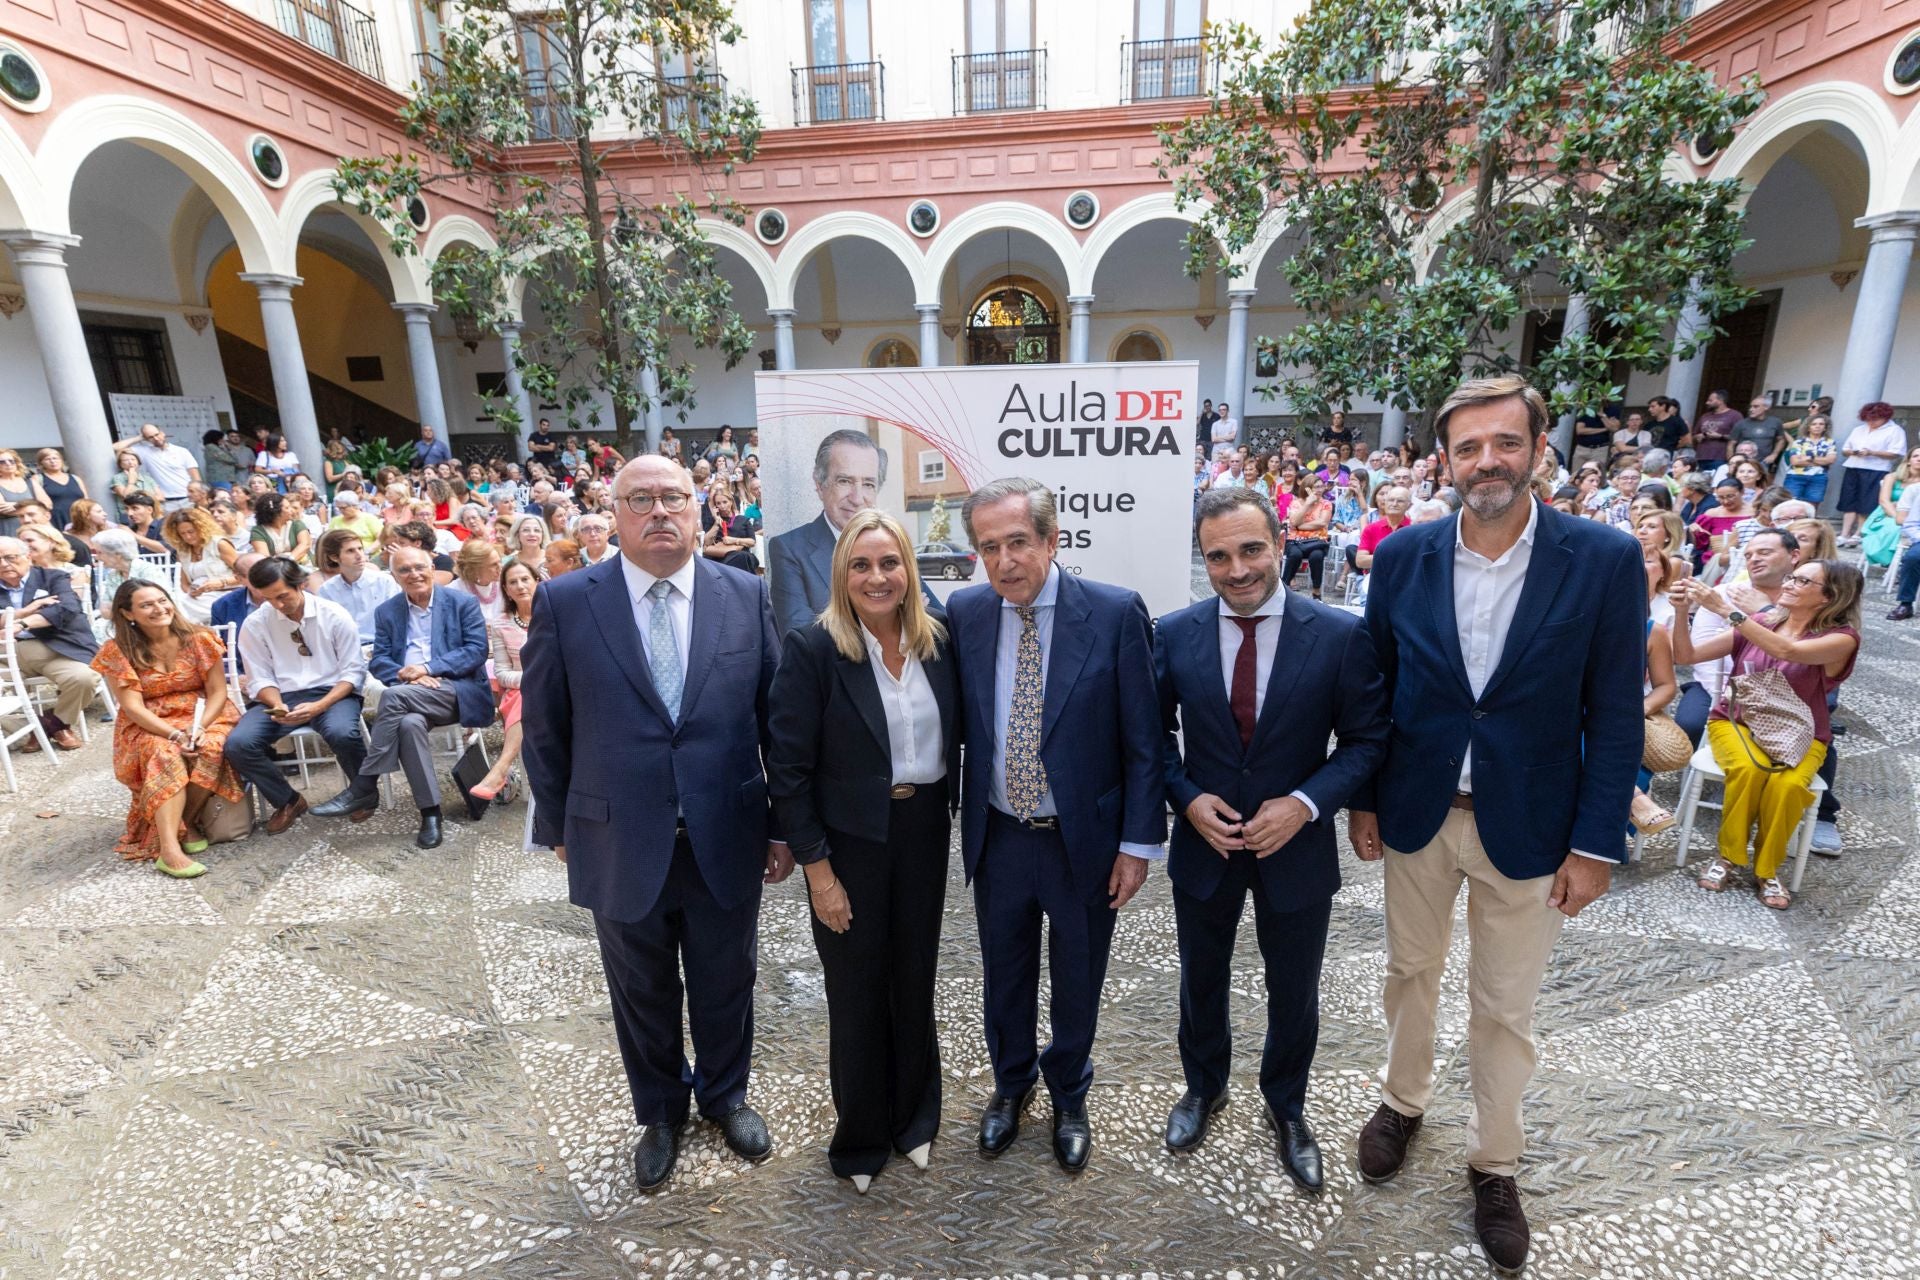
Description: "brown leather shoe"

(50, 727), (82, 751)
(266, 794), (308, 835)
(1468, 1168), (1530, 1274)
(1357, 1102), (1422, 1183)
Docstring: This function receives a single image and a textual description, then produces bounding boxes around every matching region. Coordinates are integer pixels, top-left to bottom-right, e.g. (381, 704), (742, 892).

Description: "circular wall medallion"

(1689, 129), (1728, 165)
(755, 208), (788, 244)
(1887, 28), (1920, 96)
(0, 43), (49, 114)
(1405, 175), (1441, 213)
(907, 200), (940, 238)
(407, 196), (431, 231)
(1063, 190), (1099, 229)
(248, 134), (288, 188)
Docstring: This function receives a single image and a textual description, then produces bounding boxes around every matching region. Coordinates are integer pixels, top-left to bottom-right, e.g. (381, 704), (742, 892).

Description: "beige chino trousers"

(1380, 806), (1566, 1177)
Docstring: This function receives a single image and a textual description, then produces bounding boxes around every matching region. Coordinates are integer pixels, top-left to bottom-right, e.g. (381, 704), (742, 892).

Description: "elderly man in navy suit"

(1349, 376), (1644, 1274)
(0, 536), (98, 751)
(945, 477), (1166, 1174)
(522, 455), (792, 1193)
(310, 545), (491, 849)
(1153, 487), (1388, 1189)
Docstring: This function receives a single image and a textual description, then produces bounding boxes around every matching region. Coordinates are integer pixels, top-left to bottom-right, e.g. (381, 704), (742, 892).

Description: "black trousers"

(594, 837), (760, 1127)
(809, 783), (950, 1176)
(974, 809), (1117, 1110)
(1283, 539), (1330, 591)
(1174, 854), (1332, 1123)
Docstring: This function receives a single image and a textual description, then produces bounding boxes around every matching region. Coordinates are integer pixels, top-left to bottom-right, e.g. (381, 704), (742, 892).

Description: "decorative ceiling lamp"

(992, 230), (1023, 318)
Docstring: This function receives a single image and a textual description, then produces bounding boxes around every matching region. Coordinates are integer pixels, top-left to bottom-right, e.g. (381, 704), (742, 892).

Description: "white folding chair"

(1669, 740), (1827, 893)
(0, 610), (60, 790)
(216, 620), (355, 813)
(14, 584), (105, 743)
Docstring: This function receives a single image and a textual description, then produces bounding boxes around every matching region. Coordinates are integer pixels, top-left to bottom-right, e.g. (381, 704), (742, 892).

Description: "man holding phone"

(224, 556), (368, 834)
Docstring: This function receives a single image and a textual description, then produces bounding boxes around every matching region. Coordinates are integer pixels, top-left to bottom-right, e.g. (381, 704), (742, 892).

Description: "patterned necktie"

(645, 580), (683, 720)
(1004, 605), (1049, 819)
(1229, 616), (1260, 748)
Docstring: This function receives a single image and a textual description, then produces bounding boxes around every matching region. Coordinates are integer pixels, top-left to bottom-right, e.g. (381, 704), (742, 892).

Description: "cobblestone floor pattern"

(1, 574), (1917, 1279)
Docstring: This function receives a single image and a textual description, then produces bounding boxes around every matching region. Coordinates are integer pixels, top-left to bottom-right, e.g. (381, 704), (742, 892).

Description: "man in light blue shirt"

(316, 532), (399, 644)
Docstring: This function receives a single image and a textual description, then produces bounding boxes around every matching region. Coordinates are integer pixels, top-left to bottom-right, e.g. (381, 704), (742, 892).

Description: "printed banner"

(753, 362), (1196, 621)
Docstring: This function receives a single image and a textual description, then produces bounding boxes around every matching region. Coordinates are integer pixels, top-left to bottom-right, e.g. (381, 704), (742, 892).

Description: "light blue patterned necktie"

(645, 579), (683, 720)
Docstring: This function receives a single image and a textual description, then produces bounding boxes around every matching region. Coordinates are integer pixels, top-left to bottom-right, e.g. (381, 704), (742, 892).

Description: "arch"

(168, 187), (225, 305)
(1230, 205), (1304, 282)
(1110, 324), (1172, 362)
(279, 169), (430, 304)
(923, 200), (1083, 303)
(0, 117), (46, 227)
(38, 95), (279, 273)
(422, 214), (499, 261)
(1889, 94), (1920, 211)
(863, 334), (918, 367)
(1711, 83), (1897, 214)
(1080, 192), (1216, 286)
(695, 217), (779, 306)
(773, 209), (923, 310)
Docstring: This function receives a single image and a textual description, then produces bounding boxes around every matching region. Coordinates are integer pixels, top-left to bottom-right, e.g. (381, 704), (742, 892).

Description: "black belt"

(990, 808), (1058, 831)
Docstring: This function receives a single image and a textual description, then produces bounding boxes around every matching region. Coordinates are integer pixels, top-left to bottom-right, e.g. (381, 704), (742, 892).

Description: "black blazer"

(766, 620), (961, 863)
(6, 567), (98, 664)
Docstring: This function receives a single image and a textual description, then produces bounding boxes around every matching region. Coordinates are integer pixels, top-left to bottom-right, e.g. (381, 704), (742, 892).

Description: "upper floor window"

(657, 38), (723, 130)
(808, 0), (871, 67)
(517, 17), (574, 141)
(1136, 0), (1204, 42)
(968, 0), (1033, 53)
(958, 0), (1040, 111)
(797, 0), (880, 123)
(1125, 0), (1208, 102)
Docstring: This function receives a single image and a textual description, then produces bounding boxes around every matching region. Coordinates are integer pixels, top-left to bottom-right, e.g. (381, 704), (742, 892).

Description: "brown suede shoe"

(1468, 1168), (1530, 1275)
(51, 727), (82, 751)
(1357, 1102), (1422, 1183)
(266, 794), (308, 835)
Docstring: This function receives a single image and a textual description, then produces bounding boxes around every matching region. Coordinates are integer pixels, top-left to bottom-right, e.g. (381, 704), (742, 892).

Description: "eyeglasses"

(290, 625), (311, 657)
(621, 491), (692, 515)
(1782, 573), (1828, 591)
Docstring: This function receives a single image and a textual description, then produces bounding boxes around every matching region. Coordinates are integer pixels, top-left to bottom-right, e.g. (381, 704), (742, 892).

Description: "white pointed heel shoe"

(850, 1174), (871, 1194)
(905, 1142), (930, 1171)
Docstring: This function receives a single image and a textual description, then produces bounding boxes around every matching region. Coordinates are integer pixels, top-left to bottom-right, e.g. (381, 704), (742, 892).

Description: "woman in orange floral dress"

(89, 580), (243, 876)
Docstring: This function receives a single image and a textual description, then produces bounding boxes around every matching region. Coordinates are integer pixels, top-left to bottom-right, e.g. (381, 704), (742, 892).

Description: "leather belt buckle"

(890, 784), (917, 800)
(1023, 815), (1059, 830)
(1449, 792), (1474, 812)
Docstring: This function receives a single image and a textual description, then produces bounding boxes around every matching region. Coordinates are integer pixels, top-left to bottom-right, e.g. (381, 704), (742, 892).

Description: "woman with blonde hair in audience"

(467, 559), (539, 803)
(19, 523), (90, 606)
(1672, 559), (1863, 910)
(163, 506), (242, 625)
(1786, 518), (1837, 563)
(543, 538), (584, 579)
(90, 580), (243, 875)
(380, 481), (413, 529)
(31, 446), (89, 532)
(503, 514), (549, 575)
(1636, 510), (1690, 625)
(448, 537), (505, 624)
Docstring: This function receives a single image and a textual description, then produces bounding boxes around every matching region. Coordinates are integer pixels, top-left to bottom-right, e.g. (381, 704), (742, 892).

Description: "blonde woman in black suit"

(767, 508), (960, 1194)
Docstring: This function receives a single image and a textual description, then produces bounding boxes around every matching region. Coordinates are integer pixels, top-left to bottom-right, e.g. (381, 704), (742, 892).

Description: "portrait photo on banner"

(753, 362), (1196, 633)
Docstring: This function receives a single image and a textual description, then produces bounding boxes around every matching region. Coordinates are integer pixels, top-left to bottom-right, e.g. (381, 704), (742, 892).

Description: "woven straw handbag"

(1641, 712), (1693, 774)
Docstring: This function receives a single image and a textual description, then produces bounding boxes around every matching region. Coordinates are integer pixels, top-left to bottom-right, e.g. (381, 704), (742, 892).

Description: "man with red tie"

(1151, 486), (1389, 1188)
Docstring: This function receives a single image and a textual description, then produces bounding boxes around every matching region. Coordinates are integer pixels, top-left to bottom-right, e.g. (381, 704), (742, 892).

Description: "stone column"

(0, 232), (118, 505)
(1224, 288), (1254, 443)
(238, 273), (326, 486)
(915, 303), (942, 367)
(498, 322), (533, 463)
(1549, 293), (1591, 460)
(639, 363), (666, 455)
(1067, 295), (1094, 364)
(1663, 284), (1709, 423)
(1832, 213), (1920, 435)
(769, 309), (796, 371)
(1379, 404), (1409, 450)
(393, 302), (449, 435)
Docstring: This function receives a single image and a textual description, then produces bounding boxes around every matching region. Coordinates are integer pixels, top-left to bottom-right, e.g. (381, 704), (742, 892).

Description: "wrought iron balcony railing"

(1119, 35), (1211, 104)
(524, 70), (577, 142)
(953, 48), (1045, 114)
(662, 71), (728, 132)
(792, 60), (884, 125)
(273, 0), (384, 82)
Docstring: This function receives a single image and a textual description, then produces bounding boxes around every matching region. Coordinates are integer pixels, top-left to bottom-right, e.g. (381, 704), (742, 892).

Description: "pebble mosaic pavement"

(2, 569), (1918, 1279)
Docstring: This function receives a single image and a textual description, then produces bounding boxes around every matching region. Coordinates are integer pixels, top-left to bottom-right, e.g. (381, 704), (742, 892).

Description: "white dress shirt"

(860, 624), (945, 785)
(1452, 500), (1538, 793)
(1215, 589), (1320, 821)
(238, 592), (367, 701)
(404, 593), (435, 667)
(620, 552), (694, 670)
(989, 565), (1162, 858)
(317, 566), (400, 644)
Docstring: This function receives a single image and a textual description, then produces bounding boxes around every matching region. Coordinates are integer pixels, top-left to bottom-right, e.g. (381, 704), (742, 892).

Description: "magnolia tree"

(1159, 0), (1767, 444)
(333, 0), (760, 452)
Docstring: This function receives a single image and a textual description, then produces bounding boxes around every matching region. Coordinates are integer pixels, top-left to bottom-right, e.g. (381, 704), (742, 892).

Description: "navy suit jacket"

(1355, 501), (1646, 880)
(5, 567), (98, 664)
(521, 555), (782, 923)
(768, 512), (941, 638)
(946, 570), (1166, 903)
(1155, 592), (1388, 910)
(368, 588), (494, 728)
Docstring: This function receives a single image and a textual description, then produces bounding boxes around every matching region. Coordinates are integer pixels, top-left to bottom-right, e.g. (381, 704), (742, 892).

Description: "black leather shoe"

(716, 1104), (771, 1161)
(977, 1087), (1032, 1156)
(1051, 1105), (1091, 1173)
(415, 806), (443, 850)
(1888, 603), (1914, 621)
(633, 1122), (680, 1192)
(1357, 1102), (1422, 1183)
(1469, 1168), (1530, 1275)
(311, 785), (378, 819)
(1164, 1091), (1226, 1152)
(1275, 1114), (1324, 1192)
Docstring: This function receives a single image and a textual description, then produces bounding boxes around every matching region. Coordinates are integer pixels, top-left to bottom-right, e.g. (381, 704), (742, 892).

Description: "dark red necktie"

(1230, 616), (1260, 748)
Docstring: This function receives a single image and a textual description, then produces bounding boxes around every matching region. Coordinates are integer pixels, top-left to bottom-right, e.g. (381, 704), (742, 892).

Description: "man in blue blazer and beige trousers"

(1348, 376), (1646, 1275)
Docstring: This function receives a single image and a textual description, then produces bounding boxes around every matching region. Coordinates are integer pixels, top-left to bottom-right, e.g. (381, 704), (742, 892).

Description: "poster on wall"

(753, 362), (1196, 632)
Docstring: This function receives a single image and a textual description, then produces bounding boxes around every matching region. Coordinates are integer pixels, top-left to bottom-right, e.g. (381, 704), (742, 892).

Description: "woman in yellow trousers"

(1670, 559), (1862, 911)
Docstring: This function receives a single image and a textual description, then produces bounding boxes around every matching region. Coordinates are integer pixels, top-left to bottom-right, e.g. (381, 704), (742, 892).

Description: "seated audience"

(468, 559), (539, 802)
(0, 535), (99, 750)
(543, 538), (585, 578)
(448, 538), (506, 624)
(315, 530), (399, 643)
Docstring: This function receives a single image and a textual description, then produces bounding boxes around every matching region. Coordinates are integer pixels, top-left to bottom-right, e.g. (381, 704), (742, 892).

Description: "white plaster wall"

(0, 314), (61, 453)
